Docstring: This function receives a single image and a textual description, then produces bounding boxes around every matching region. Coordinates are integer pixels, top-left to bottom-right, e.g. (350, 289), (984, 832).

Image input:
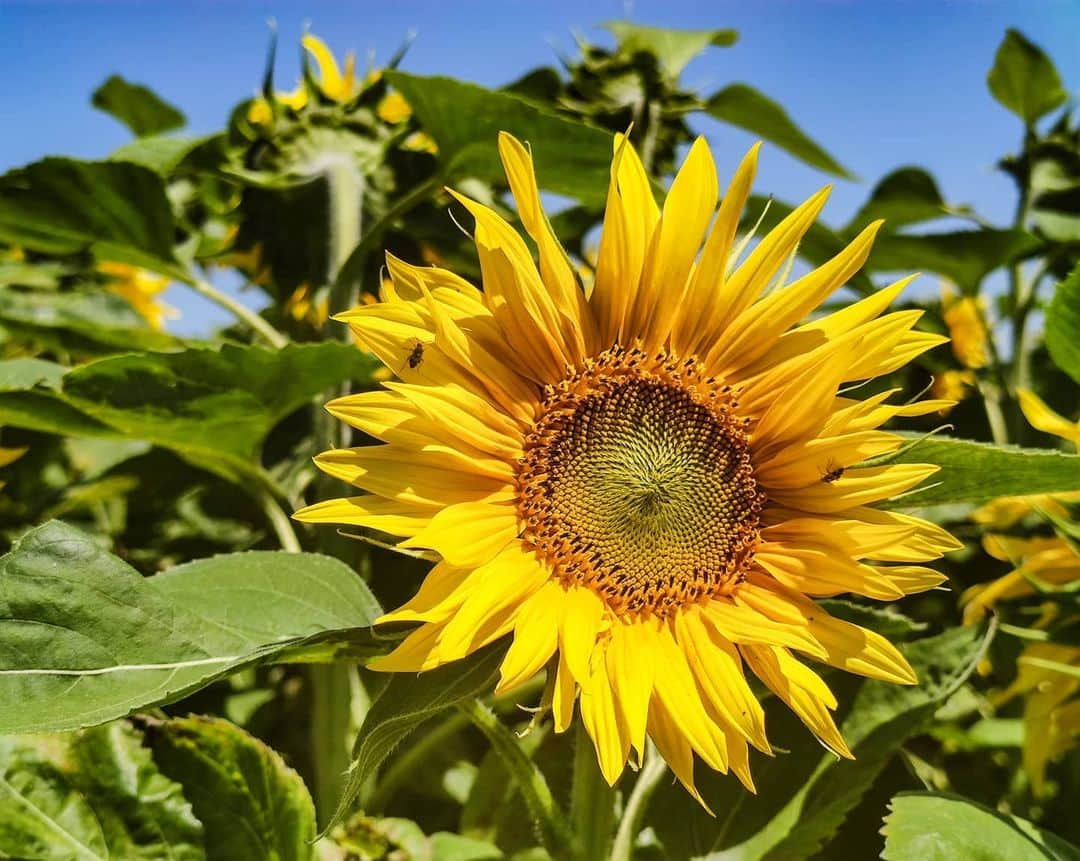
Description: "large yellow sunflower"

(295, 133), (959, 799)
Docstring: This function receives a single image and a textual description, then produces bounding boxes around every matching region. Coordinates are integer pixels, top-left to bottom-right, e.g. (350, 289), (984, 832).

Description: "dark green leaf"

(0, 723), (205, 861)
(0, 521), (382, 734)
(882, 792), (1080, 860)
(150, 716), (315, 861)
(386, 72), (614, 208)
(1047, 263), (1080, 384)
(867, 228), (1041, 294)
(706, 84), (853, 178)
(328, 643), (506, 833)
(987, 29), (1067, 125)
(92, 75), (186, 137)
(602, 21), (738, 76)
(884, 436), (1080, 508)
(847, 167), (949, 233)
(0, 158), (185, 279)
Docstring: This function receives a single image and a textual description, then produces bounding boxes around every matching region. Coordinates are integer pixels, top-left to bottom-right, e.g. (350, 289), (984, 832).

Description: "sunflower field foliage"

(3, 21), (1080, 861)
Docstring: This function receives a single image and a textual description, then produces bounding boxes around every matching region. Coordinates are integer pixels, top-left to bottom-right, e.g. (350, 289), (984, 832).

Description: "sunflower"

(941, 286), (990, 370)
(296, 133), (958, 798)
(99, 261), (177, 331)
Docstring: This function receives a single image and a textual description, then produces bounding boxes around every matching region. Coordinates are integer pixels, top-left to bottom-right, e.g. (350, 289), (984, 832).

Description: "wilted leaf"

(882, 792), (1080, 860)
(602, 21), (738, 76)
(0, 520), (382, 734)
(987, 29), (1067, 125)
(0, 158), (186, 279)
(867, 228), (1041, 294)
(386, 72), (613, 207)
(706, 83), (852, 178)
(847, 167), (949, 233)
(0, 723), (205, 861)
(150, 716), (315, 861)
(92, 75), (186, 137)
(1046, 263), (1080, 385)
(883, 436), (1080, 508)
(328, 643), (506, 832)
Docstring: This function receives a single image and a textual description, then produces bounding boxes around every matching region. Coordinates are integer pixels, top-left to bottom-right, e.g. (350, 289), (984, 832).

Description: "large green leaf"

(385, 72), (614, 208)
(0, 158), (186, 279)
(647, 625), (988, 859)
(706, 84), (853, 178)
(0, 520), (382, 734)
(867, 228), (1041, 294)
(847, 167), (949, 233)
(987, 29), (1067, 125)
(0, 357), (65, 391)
(0, 342), (379, 482)
(150, 716), (316, 861)
(327, 643), (507, 833)
(883, 436), (1080, 508)
(0, 723), (204, 861)
(1047, 263), (1080, 385)
(602, 21), (738, 77)
(110, 134), (218, 175)
(91, 75), (186, 137)
(882, 792), (1080, 860)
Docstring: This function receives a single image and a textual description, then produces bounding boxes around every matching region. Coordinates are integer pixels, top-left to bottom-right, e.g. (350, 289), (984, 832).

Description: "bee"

(821, 458), (845, 483)
(405, 341), (425, 371)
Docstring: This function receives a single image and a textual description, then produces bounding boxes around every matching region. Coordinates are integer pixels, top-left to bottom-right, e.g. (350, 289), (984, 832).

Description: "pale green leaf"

(602, 21), (738, 76)
(987, 29), (1068, 125)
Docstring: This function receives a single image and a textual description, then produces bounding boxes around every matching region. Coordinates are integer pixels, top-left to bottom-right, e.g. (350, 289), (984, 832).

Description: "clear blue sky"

(2, 0), (1078, 334)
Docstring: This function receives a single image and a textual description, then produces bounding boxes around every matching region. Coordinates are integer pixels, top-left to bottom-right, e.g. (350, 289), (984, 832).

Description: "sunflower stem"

(570, 720), (617, 861)
(461, 699), (579, 860)
(186, 274), (288, 349)
(611, 743), (667, 861)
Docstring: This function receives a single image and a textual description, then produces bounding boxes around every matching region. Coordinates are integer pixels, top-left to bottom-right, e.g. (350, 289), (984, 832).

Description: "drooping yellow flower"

(248, 33), (358, 125)
(929, 369), (974, 414)
(284, 282), (329, 326)
(296, 134), (957, 797)
(99, 262), (177, 331)
(942, 287), (990, 370)
(961, 534), (1080, 624)
(971, 389), (1080, 528)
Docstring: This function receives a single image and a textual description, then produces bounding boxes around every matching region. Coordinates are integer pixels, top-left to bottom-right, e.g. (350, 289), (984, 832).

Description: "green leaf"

(150, 716), (315, 861)
(883, 436), (1080, 508)
(0, 520), (382, 734)
(0, 342), (379, 482)
(427, 832), (503, 860)
(818, 599), (927, 640)
(92, 75), (186, 137)
(0, 158), (185, 279)
(847, 167), (949, 233)
(385, 72), (614, 208)
(647, 625), (988, 859)
(987, 29), (1067, 125)
(0, 357), (65, 391)
(602, 21), (738, 77)
(882, 792), (1080, 860)
(706, 84), (853, 178)
(867, 228), (1041, 294)
(110, 134), (217, 175)
(0, 723), (205, 861)
(1047, 263), (1080, 385)
(328, 643), (506, 833)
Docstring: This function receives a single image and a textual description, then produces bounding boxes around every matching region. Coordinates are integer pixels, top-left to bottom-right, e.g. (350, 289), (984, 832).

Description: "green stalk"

(610, 744), (667, 861)
(570, 720), (617, 861)
(186, 274), (288, 349)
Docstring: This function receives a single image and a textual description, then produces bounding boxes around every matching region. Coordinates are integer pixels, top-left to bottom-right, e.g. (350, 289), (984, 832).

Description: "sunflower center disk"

(517, 347), (765, 618)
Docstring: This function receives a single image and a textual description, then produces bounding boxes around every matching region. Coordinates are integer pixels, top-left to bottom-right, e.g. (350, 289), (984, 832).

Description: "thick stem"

(570, 720), (617, 861)
(978, 380), (1010, 446)
(186, 276), (288, 349)
(611, 743), (667, 861)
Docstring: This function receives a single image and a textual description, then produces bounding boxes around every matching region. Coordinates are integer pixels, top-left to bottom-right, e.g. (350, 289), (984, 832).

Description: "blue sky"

(2, 0), (1078, 333)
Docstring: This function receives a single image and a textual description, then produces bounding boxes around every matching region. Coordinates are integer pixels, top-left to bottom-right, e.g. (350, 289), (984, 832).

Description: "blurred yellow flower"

(248, 33), (358, 125)
(929, 369), (975, 414)
(99, 262), (177, 331)
(0, 438), (26, 492)
(283, 283), (329, 326)
(971, 389), (1080, 527)
(376, 91), (412, 124)
(402, 131), (438, 154)
(961, 534), (1080, 624)
(942, 288), (989, 370)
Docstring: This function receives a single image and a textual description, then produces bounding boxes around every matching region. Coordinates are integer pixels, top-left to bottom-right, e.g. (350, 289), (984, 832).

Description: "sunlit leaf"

(987, 29), (1067, 125)
(150, 716), (316, 861)
(1046, 263), (1080, 384)
(0, 521), (382, 734)
(706, 83), (853, 178)
(110, 133), (218, 175)
(92, 75), (186, 137)
(0, 158), (186, 279)
(882, 792), (1080, 860)
(602, 21), (738, 77)
(847, 167), (949, 233)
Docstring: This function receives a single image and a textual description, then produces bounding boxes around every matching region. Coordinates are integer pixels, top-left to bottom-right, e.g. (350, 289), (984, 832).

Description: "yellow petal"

(292, 495), (430, 537)
(559, 586), (605, 687)
(580, 645), (631, 785)
(497, 581), (563, 694)
(401, 499), (520, 567)
(1018, 389), (1080, 448)
(606, 617), (658, 756)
